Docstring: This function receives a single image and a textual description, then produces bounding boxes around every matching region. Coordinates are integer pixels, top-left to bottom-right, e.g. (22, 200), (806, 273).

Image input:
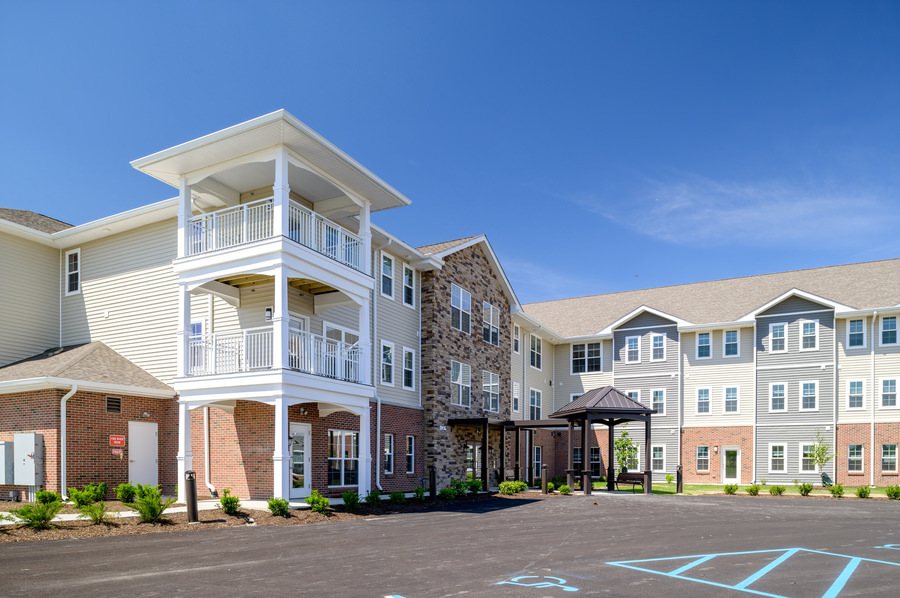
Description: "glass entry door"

(723, 449), (739, 484)
(289, 422), (311, 499)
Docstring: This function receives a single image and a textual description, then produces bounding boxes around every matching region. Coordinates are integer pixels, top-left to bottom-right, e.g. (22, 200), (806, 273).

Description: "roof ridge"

(49, 342), (104, 377)
(417, 234), (483, 252)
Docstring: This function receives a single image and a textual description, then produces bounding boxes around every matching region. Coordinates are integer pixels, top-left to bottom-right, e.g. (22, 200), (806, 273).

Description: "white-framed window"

(530, 335), (542, 370)
(590, 447), (602, 477)
(800, 381), (818, 411)
(724, 330), (739, 357)
(512, 382), (520, 412)
(696, 446), (709, 472)
(651, 333), (665, 361)
(380, 341), (394, 386)
(770, 383), (786, 412)
(625, 444), (640, 471)
(482, 370), (499, 412)
(881, 316), (898, 346)
(882, 444), (898, 473)
(451, 284), (471, 333)
(724, 386), (739, 413)
(696, 332), (711, 359)
(848, 444), (863, 472)
(529, 388), (542, 420)
(847, 318), (866, 348)
(769, 323), (787, 353)
(570, 393), (581, 403)
(625, 336), (640, 363)
(402, 347), (415, 390)
(652, 389), (665, 415)
(482, 302), (500, 346)
(847, 380), (864, 410)
(651, 445), (665, 472)
(696, 388), (710, 414)
(769, 444), (786, 473)
(882, 379), (898, 408)
(450, 361), (471, 407)
(572, 342), (602, 373)
(800, 320), (818, 351)
(65, 248), (81, 296)
(513, 325), (520, 353)
(627, 390), (639, 402)
(383, 433), (394, 475)
(381, 253), (394, 298)
(406, 436), (415, 474)
(328, 430), (359, 486)
(402, 264), (415, 307)
(800, 444), (816, 472)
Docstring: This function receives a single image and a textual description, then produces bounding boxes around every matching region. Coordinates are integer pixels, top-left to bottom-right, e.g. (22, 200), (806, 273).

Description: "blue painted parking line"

(497, 575), (579, 591)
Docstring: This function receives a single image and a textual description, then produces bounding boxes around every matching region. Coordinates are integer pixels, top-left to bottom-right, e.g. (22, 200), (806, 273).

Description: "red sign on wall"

(111, 448), (123, 456)
(109, 435), (126, 447)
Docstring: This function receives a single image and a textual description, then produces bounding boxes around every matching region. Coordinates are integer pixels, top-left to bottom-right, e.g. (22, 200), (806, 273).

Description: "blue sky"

(2, 1), (898, 304)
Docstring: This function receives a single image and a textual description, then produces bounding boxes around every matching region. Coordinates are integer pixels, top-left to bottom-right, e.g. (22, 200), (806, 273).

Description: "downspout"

(59, 384), (78, 499)
(870, 312), (877, 487)
(752, 322), (757, 484)
(833, 314), (839, 485)
(204, 406), (217, 497)
(372, 239), (391, 492)
(677, 329), (683, 477)
(58, 250), (63, 346)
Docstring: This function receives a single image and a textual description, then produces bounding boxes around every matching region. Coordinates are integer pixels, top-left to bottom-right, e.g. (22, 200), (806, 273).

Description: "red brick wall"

(377, 403), (426, 494)
(836, 422), (900, 487)
(681, 426), (753, 485)
(516, 427), (609, 482)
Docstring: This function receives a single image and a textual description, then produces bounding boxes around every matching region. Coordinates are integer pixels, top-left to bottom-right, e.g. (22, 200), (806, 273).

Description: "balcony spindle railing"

(288, 200), (362, 271)
(289, 329), (361, 383)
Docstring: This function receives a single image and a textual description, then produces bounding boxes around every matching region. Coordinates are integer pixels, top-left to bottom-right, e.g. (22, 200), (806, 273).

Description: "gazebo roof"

(549, 386), (654, 421)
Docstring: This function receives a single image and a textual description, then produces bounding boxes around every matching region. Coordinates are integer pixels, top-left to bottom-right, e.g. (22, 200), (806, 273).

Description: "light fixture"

(299, 407), (308, 416)
(714, 446), (718, 453)
(142, 412), (150, 418)
(264, 307), (273, 321)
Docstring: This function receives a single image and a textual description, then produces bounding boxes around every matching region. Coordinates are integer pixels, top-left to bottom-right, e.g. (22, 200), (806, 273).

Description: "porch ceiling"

(212, 274), (337, 296)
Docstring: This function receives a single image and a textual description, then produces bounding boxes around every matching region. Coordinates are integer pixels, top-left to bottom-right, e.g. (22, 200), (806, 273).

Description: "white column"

(274, 265), (289, 370)
(177, 284), (191, 378)
(177, 178), (191, 258)
(176, 402), (193, 503)
(358, 296), (371, 385)
(359, 201), (371, 275)
(273, 398), (289, 499)
(358, 404), (371, 494)
(273, 147), (290, 240)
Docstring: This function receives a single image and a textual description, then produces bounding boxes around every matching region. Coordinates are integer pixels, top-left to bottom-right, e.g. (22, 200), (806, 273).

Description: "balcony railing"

(187, 327), (361, 384)
(185, 197), (363, 272)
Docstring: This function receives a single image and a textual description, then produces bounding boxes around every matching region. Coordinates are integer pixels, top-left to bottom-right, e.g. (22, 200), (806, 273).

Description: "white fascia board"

(598, 305), (693, 335)
(0, 220), (56, 246)
(678, 321), (755, 333)
(736, 288), (854, 322)
(370, 224), (431, 264)
(0, 377), (175, 399)
(564, 333), (613, 342)
(51, 198), (178, 248)
(511, 312), (566, 343)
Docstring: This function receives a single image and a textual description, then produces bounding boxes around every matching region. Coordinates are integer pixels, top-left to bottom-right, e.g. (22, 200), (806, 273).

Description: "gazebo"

(549, 386), (656, 495)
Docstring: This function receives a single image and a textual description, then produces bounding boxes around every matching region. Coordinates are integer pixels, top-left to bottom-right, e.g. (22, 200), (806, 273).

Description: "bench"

(615, 472), (645, 493)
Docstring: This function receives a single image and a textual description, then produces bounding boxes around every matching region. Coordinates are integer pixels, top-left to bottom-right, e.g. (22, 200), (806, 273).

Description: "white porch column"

(358, 404), (371, 494)
(176, 284), (191, 378)
(274, 265), (289, 370)
(273, 147), (290, 240)
(359, 201), (372, 276)
(177, 178), (191, 258)
(358, 296), (371, 385)
(273, 398), (289, 499)
(176, 402), (193, 503)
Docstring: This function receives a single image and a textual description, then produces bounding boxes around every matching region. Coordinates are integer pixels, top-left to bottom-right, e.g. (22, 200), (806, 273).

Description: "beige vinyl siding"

(836, 318), (873, 424)
(374, 258), (420, 408)
(553, 340), (613, 412)
(0, 234), (60, 366)
(510, 323), (526, 419)
(524, 330), (553, 419)
(60, 218), (178, 384)
(875, 345), (900, 423)
(683, 329), (755, 427)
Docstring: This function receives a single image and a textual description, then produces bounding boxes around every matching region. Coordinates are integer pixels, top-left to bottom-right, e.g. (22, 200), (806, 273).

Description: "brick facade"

(526, 427), (609, 483)
(681, 426), (753, 485)
(836, 422), (900, 487)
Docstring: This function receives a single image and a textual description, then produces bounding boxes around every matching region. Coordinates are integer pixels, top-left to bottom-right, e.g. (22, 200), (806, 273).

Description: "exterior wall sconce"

(714, 446), (719, 453)
(265, 307), (273, 321)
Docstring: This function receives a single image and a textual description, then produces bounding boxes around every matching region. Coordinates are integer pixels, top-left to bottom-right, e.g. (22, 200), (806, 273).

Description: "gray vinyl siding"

(613, 325), (679, 375)
(620, 312), (676, 329)
(756, 425), (835, 485)
(613, 374), (678, 428)
(759, 296), (832, 318)
(0, 234), (59, 366)
(553, 340), (613, 412)
(611, 423), (679, 477)
(756, 313), (835, 368)
(374, 257), (421, 408)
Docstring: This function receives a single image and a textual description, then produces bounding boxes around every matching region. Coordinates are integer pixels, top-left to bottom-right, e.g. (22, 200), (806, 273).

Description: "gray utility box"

(0, 441), (13, 484)
(14, 433), (44, 487)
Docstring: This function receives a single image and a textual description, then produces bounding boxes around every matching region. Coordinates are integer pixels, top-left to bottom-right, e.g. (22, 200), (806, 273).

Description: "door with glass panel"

(723, 448), (740, 484)
(324, 324), (359, 380)
(288, 316), (309, 371)
(289, 422), (311, 499)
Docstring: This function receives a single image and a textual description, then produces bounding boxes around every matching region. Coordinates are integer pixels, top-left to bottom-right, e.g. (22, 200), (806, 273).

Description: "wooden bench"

(615, 472), (645, 492)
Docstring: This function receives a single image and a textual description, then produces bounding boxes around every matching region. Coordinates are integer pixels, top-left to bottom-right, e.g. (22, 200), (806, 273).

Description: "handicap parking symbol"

(497, 575), (579, 592)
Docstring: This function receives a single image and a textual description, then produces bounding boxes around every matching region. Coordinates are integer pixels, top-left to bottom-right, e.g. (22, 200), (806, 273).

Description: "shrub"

(413, 486), (426, 501)
(724, 484), (738, 495)
(219, 488), (241, 516)
(68, 487), (96, 508)
(746, 484), (761, 496)
(10, 501), (63, 530)
(856, 486), (871, 499)
(467, 479), (483, 494)
(830, 483), (844, 498)
(438, 488), (457, 500)
(364, 489), (382, 508)
(390, 491), (406, 504)
(665, 474), (675, 484)
(499, 480), (527, 495)
(125, 484), (176, 523)
(759, 478), (767, 486)
(550, 475), (565, 487)
(35, 490), (60, 505)
(305, 490), (330, 515)
(886, 484), (900, 500)
(769, 486), (786, 496)
(87, 482), (107, 502)
(449, 479), (468, 498)
(116, 482), (137, 503)
(799, 482), (814, 496)
(547, 482), (555, 493)
(558, 484), (572, 495)
(79, 502), (111, 525)
(341, 490), (360, 511)
(267, 497), (291, 517)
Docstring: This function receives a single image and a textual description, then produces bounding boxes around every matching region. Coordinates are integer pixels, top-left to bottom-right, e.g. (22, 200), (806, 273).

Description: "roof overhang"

(599, 305), (693, 335)
(0, 377), (176, 399)
(737, 288), (854, 322)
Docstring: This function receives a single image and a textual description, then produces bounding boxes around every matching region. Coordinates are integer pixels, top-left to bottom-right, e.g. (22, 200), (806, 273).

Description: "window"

(801, 320), (818, 351)
(381, 254), (394, 298)
(696, 446), (710, 472)
(724, 330), (739, 357)
(573, 447), (583, 472)
(697, 388), (710, 414)
(482, 371), (499, 411)
(380, 341), (394, 386)
(529, 388), (542, 420)
(530, 335), (542, 369)
(402, 264), (415, 307)
(882, 316), (897, 345)
(770, 383), (786, 412)
(482, 302), (500, 346)
(328, 430), (359, 486)
(770, 445), (786, 473)
(572, 342), (601, 373)
(848, 380), (864, 409)
(800, 444), (816, 472)
(724, 386), (738, 413)
(450, 361), (471, 406)
(625, 336), (640, 363)
(512, 382), (520, 412)
(513, 325), (520, 353)
(697, 332), (711, 359)
(770, 323), (786, 353)
(105, 396), (122, 414)
(402, 348), (415, 390)
(406, 436), (415, 474)
(626, 444), (640, 471)
(651, 446), (665, 472)
(450, 284), (471, 333)
(848, 444), (863, 472)
(801, 381), (817, 411)
(882, 379), (897, 408)
(882, 444), (898, 473)
(570, 393), (581, 403)
(848, 319), (865, 348)
(590, 447), (602, 477)
(383, 434), (394, 474)
(627, 390), (639, 402)
(651, 334), (665, 361)
(65, 248), (81, 295)
(652, 389), (665, 415)
(533, 446), (543, 481)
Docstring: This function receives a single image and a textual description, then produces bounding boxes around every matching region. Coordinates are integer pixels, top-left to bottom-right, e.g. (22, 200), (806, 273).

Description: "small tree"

(614, 429), (638, 474)
(812, 429), (832, 472)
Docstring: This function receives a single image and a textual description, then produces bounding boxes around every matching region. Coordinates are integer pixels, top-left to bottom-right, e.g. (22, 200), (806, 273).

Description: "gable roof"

(523, 259), (900, 338)
(550, 385), (654, 419)
(0, 208), (71, 233)
(416, 235), (482, 257)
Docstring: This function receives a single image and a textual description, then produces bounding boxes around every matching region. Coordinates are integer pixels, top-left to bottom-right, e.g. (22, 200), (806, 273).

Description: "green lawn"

(648, 483), (898, 498)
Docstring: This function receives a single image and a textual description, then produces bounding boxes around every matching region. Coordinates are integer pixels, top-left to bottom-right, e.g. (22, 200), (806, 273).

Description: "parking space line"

(822, 557), (861, 598)
(733, 548), (799, 590)
(669, 554), (717, 575)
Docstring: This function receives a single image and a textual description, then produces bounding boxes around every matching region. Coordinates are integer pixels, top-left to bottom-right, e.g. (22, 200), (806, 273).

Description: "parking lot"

(1, 493), (898, 597)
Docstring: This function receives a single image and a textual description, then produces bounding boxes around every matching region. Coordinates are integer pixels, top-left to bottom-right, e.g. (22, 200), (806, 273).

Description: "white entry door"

(128, 421), (158, 486)
(289, 422), (312, 499)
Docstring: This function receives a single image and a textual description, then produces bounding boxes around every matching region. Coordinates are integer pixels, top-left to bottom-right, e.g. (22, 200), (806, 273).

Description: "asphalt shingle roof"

(0, 208), (72, 233)
(417, 235), (482, 256)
